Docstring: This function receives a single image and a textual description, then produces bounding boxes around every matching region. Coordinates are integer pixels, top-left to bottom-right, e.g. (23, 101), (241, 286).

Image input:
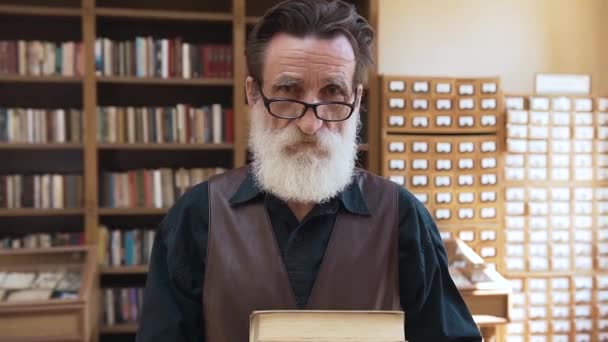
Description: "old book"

(52, 174), (64, 209)
(32, 271), (65, 289)
(55, 271), (81, 292)
(6, 289), (53, 302)
(2, 272), (36, 290)
(249, 311), (405, 342)
(212, 104), (222, 143)
(104, 288), (115, 325)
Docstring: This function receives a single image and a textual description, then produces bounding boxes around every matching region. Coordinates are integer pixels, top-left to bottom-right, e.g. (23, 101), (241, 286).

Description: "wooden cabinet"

(0, 246), (99, 342)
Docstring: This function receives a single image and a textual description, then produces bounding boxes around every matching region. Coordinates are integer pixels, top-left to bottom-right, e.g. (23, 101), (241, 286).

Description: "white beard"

(248, 103), (360, 204)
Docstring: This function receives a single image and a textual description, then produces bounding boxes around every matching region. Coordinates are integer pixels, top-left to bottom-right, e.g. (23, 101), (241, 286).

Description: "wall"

(378, 0), (606, 94)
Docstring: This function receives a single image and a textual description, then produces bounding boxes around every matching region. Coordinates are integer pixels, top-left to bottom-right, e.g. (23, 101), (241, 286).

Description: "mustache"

(267, 124), (328, 146)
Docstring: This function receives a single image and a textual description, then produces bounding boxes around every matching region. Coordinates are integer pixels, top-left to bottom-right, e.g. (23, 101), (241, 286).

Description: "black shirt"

(136, 171), (482, 341)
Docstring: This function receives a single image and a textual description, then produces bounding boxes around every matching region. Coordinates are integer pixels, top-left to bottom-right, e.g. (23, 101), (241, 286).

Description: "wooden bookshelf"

(97, 207), (168, 216)
(245, 16), (261, 24)
(0, 4), (81, 17)
(97, 143), (234, 150)
(0, 1), (380, 340)
(0, 208), (84, 217)
(0, 245), (87, 256)
(97, 76), (233, 86)
(0, 143), (83, 150)
(100, 265), (149, 275)
(100, 323), (138, 334)
(0, 75), (83, 84)
(95, 7), (233, 22)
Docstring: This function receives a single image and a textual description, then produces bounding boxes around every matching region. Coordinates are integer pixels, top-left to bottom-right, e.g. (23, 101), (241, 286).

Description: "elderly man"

(136, 0), (481, 341)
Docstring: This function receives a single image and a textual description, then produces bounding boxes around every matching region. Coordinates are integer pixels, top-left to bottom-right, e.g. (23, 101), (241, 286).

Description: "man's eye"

(326, 86), (342, 96)
(278, 85), (294, 92)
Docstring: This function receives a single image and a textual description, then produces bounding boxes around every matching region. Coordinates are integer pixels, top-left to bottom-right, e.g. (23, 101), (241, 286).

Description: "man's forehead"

(268, 33), (356, 61)
(262, 33), (356, 83)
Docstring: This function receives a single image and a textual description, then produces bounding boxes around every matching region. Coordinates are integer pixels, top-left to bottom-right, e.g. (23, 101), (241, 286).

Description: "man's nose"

(295, 106), (323, 135)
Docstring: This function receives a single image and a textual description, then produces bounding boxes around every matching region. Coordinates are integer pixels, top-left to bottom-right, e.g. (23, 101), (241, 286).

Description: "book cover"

(124, 230), (134, 266)
(212, 104), (223, 143)
(249, 311), (405, 342)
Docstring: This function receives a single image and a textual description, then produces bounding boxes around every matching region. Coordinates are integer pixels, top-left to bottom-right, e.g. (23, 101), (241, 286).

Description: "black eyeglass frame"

(256, 80), (358, 122)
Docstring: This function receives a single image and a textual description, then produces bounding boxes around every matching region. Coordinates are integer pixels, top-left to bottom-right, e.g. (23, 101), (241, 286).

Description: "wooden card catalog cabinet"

(0, 246), (98, 342)
(382, 76), (503, 134)
(383, 134), (502, 226)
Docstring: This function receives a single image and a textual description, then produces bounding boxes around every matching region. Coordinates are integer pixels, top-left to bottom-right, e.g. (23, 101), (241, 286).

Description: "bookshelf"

(97, 75), (234, 86)
(97, 143), (234, 150)
(0, 0), (379, 340)
(100, 265), (149, 275)
(100, 323), (138, 334)
(0, 208), (84, 217)
(0, 74), (82, 83)
(0, 4), (81, 17)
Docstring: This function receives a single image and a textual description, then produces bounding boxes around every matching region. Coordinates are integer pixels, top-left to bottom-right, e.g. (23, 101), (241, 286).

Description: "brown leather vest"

(203, 167), (401, 341)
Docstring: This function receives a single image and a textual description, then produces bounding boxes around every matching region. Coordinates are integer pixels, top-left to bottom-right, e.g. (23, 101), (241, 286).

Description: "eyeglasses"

(257, 82), (357, 122)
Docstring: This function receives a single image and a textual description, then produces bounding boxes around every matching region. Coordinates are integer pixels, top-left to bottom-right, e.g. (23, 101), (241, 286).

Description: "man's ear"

(246, 76), (258, 105)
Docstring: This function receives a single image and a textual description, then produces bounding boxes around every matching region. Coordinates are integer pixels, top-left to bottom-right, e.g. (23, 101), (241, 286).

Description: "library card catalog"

(389, 175), (405, 185)
(481, 115), (497, 126)
(458, 192), (474, 203)
(412, 142), (428, 153)
(435, 83), (451, 94)
(412, 116), (429, 127)
(505, 96), (525, 110)
(389, 159), (405, 170)
(481, 82), (497, 94)
(506, 216), (525, 229)
(388, 115), (405, 127)
(388, 142), (405, 153)
(552, 96), (571, 111)
(389, 81), (405, 92)
(458, 116), (474, 127)
(530, 97), (550, 110)
(412, 159), (428, 170)
(389, 98), (405, 109)
(412, 81), (429, 93)
(481, 98), (497, 110)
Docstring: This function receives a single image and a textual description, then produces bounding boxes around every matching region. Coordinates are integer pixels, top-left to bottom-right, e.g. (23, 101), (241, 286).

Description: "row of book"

(98, 226), (155, 267)
(100, 167), (225, 208)
(103, 287), (144, 326)
(0, 269), (81, 302)
(98, 104), (233, 144)
(0, 108), (82, 143)
(95, 38), (232, 79)
(0, 174), (83, 209)
(0, 232), (84, 250)
(0, 41), (84, 77)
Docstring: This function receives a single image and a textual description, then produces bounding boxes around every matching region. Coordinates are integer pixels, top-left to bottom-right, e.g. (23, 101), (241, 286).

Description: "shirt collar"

(228, 168), (371, 216)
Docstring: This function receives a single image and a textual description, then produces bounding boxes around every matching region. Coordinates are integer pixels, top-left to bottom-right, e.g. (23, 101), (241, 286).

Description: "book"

(249, 311), (405, 342)
(2, 272), (36, 290)
(97, 104), (231, 144)
(0, 108), (81, 144)
(98, 226), (155, 267)
(0, 233), (83, 250)
(31, 271), (65, 290)
(0, 40), (83, 76)
(95, 37), (232, 79)
(101, 167), (225, 208)
(102, 287), (144, 325)
(6, 289), (53, 302)
(0, 173), (83, 209)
